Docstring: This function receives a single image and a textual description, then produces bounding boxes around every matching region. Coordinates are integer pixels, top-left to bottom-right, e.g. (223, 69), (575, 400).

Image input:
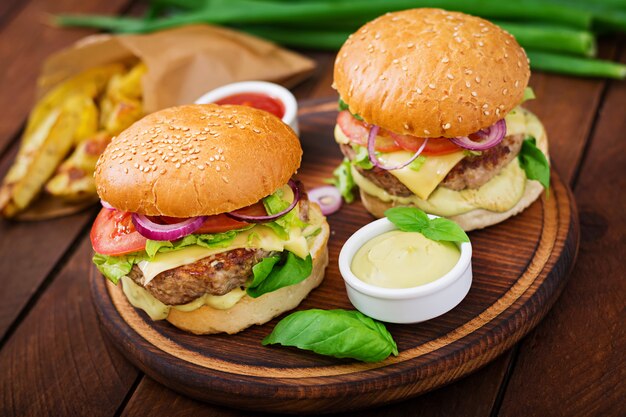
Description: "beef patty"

(340, 133), (524, 196)
(128, 248), (271, 305)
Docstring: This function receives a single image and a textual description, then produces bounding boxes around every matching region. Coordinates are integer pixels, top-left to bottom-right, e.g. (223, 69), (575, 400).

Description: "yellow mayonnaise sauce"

(351, 231), (460, 288)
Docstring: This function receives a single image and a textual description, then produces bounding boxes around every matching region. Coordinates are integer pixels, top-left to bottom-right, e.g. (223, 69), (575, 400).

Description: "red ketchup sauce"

(216, 92), (285, 119)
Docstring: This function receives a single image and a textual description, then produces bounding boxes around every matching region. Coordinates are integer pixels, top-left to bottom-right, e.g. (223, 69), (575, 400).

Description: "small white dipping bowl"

(338, 217), (472, 324)
(194, 81), (299, 135)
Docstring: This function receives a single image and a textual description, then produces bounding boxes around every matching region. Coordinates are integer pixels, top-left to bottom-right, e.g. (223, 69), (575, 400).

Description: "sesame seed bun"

(333, 8), (530, 137)
(95, 104), (301, 217)
(165, 204), (330, 334)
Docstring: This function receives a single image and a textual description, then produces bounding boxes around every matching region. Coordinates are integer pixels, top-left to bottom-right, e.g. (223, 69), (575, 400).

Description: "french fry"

(23, 64), (124, 150)
(45, 131), (112, 201)
(0, 94), (94, 217)
(100, 63), (146, 135)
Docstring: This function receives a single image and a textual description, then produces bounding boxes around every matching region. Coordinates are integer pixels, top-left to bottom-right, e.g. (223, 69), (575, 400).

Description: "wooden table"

(0, 2), (624, 416)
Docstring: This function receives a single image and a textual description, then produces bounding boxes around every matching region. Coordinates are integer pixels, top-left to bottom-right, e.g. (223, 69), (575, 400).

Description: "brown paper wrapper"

(15, 25), (316, 220)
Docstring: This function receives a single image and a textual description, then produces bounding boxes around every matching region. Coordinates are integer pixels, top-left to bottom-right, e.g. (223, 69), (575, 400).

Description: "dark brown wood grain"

(497, 47), (626, 417)
(89, 100), (578, 413)
(0, 0), (622, 414)
(0, 238), (139, 417)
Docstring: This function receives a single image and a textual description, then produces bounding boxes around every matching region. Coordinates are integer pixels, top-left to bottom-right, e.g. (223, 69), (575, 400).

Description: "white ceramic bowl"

(194, 81), (299, 135)
(338, 217), (472, 324)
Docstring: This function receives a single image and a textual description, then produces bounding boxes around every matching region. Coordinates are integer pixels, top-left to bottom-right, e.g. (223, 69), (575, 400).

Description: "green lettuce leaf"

(144, 230), (239, 258)
(522, 86), (536, 103)
(352, 145), (374, 170)
(326, 159), (356, 203)
(408, 155), (427, 172)
(262, 309), (398, 362)
(93, 253), (144, 285)
(247, 251), (313, 298)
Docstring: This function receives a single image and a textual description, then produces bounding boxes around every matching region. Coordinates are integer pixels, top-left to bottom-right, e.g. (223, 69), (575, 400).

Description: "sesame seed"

(471, 91), (478, 97)
(475, 76), (481, 83)
(416, 88), (422, 94)
(465, 81), (471, 88)
(502, 88), (508, 95)
(429, 83), (436, 89)
(482, 103), (489, 109)
(447, 74), (454, 80)
(216, 166), (221, 171)
(197, 164), (204, 170)
(379, 75), (386, 80)
(515, 80), (520, 87)
(124, 168), (128, 174)
(424, 129), (431, 135)
(175, 162), (181, 169)
(442, 57), (449, 63)
(484, 110), (490, 115)
(209, 157), (214, 162)
(392, 59), (398, 64)
(458, 116), (463, 122)
(455, 37), (462, 43)
(407, 42), (414, 48)
(403, 123), (410, 129)
(478, 41), (484, 47)
(442, 123), (451, 130)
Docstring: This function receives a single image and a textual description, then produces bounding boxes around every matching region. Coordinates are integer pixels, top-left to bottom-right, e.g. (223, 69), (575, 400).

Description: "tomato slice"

(91, 202), (269, 255)
(195, 202), (267, 234)
(390, 133), (462, 156)
(91, 208), (147, 256)
(336, 110), (401, 152)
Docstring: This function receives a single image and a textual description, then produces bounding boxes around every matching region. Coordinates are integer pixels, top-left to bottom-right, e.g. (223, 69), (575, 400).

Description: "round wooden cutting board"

(90, 99), (579, 414)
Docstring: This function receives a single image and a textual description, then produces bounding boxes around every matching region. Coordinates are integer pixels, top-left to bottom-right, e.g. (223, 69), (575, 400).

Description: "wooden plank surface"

(497, 46), (626, 417)
(0, 1), (623, 415)
(0, 238), (139, 417)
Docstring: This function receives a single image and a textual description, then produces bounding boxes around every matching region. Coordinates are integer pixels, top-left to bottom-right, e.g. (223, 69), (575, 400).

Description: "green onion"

(56, 0), (594, 33)
(242, 27), (348, 51)
(496, 22), (596, 57)
(527, 51), (626, 79)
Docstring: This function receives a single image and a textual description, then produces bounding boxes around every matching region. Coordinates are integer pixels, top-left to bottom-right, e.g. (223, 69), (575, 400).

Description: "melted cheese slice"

(137, 224), (310, 286)
(377, 151), (465, 200)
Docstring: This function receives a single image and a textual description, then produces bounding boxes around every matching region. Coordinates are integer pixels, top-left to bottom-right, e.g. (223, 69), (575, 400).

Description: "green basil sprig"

(385, 207), (469, 243)
(247, 251), (312, 298)
(519, 137), (550, 191)
(262, 309), (398, 362)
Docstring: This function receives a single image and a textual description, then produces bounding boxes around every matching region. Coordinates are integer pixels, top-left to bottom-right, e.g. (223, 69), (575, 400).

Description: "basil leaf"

(247, 252), (313, 298)
(385, 207), (429, 232)
(353, 145), (373, 169)
(262, 309), (398, 362)
(519, 137), (550, 191)
(384, 207), (469, 243)
(421, 217), (470, 243)
(326, 159), (356, 203)
(249, 255), (281, 288)
(93, 253), (143, 285)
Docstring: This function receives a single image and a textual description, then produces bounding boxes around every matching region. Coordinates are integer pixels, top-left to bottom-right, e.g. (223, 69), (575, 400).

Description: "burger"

(90, 104), (329, 334)
(332, 8), (550, 231)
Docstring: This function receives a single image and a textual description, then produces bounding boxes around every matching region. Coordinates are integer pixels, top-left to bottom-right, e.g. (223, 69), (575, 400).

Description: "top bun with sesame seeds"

(333, 8), (530, 138)
(95, 104), (302, 217)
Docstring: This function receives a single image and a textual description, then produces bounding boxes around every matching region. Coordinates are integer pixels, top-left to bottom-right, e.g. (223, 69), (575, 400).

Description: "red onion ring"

(226, 179), (301, 223)
(450, 119), (506, 151)
(308, 185), (342, 215)
(368, 125), (428, 170)
(131, 214), (206, 241)
(100, 200), (115, 210)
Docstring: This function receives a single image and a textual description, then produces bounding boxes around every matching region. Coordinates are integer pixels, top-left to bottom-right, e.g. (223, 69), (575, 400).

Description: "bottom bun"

(166, 215), (330, 335)
(360, 180), (544, 231)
